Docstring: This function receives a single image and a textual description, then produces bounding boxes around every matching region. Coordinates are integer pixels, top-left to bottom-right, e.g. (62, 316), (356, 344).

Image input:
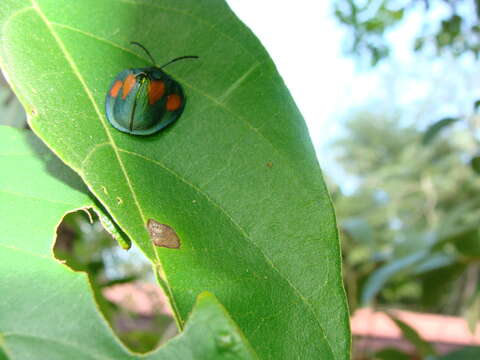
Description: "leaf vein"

(217, 61), (262, 103)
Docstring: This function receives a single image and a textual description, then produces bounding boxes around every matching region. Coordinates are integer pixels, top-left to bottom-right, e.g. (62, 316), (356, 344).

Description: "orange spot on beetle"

(166, 94), (182, 111)
(110, 80), (123, 98)
(148, 80), (165, 105)
(122, 74), (136, 99)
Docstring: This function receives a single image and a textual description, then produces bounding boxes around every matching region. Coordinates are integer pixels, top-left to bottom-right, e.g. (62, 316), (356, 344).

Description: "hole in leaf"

(54, 210), (178, 352)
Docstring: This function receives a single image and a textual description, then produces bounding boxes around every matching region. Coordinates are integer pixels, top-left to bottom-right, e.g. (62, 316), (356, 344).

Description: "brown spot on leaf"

(266, 161), (273, 168)
(147, 219), (180, 249)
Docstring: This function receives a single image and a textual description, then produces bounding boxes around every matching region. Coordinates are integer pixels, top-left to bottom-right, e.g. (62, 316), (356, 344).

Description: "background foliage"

(334, 0), (480, 358)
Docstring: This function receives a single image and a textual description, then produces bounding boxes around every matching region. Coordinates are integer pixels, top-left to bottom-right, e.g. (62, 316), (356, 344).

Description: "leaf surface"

(0, 1), (350, 358)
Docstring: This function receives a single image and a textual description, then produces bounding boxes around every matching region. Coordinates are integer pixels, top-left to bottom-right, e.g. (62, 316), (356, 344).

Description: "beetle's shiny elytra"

(105, 42), (198, 136)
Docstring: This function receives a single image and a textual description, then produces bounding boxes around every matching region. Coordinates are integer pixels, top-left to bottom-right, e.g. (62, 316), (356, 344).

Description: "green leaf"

(0, 1), (349, 358)
(0, 126), (257, 359)
(387, 315), (437, 358)
(422, 117), (460, 145)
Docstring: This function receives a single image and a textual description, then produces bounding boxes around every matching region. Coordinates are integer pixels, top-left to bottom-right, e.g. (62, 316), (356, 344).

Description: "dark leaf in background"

(422, 117), (460, 145)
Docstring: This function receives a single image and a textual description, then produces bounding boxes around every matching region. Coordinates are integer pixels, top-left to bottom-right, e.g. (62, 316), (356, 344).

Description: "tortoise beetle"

(105, 42), (198, 136)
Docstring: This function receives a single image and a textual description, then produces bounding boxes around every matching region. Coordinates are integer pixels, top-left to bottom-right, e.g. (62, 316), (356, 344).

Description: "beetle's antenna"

(160, 55), (199, 69)
(130, 41), (156, 65)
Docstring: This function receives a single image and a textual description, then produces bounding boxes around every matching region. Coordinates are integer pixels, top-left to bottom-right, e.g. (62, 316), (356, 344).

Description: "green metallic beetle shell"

(105, 67), (185, 136)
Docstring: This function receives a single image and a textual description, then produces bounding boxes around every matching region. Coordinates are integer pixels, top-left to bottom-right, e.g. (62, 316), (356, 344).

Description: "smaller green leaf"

(422, 117), (460, 145)
(160, 292), (258, 360)
(387, 314), (437, 358)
